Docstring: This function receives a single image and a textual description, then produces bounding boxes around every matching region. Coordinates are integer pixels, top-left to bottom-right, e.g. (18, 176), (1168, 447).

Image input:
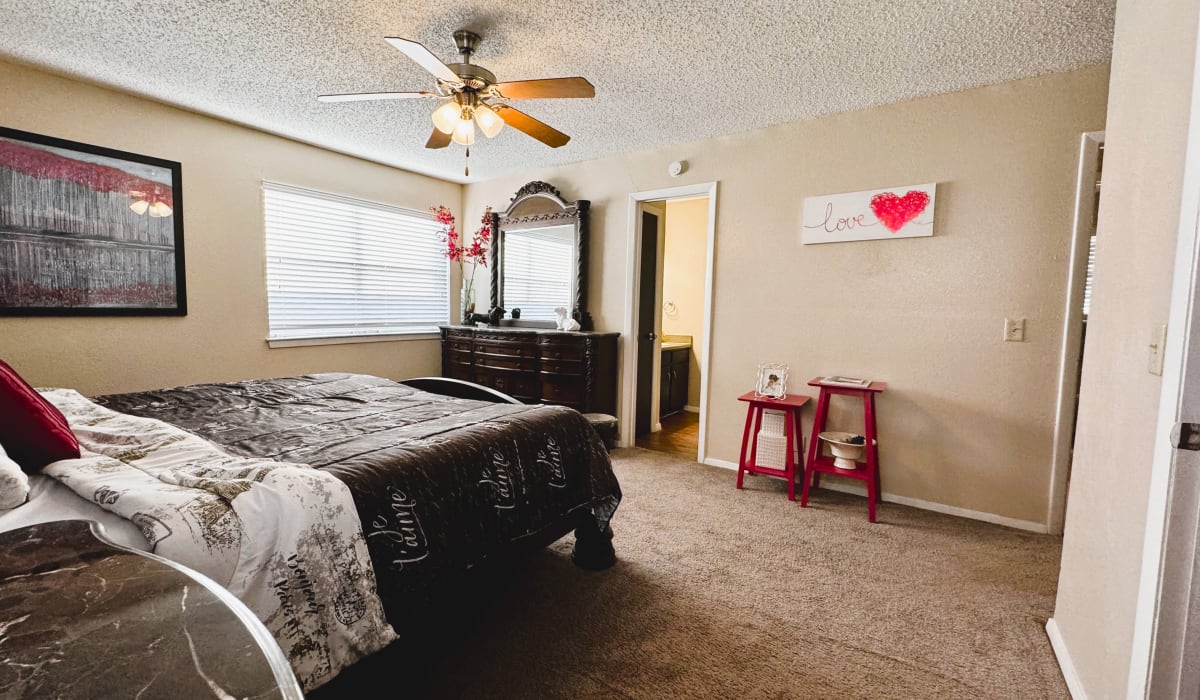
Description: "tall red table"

(801, 377), (887, 522)
(736, 391), (810, 501)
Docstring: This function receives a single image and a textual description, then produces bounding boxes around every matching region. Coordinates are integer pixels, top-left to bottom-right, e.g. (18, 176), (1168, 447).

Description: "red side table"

(736, 391), (810, 501)
(801, 377), (887, 522)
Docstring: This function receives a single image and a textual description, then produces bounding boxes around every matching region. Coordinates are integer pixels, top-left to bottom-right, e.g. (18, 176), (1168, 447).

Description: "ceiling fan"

(319, 30), (595, 159)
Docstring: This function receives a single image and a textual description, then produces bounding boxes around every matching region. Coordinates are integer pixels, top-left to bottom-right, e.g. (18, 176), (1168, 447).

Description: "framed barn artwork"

(0, 126), (186, 315)
(802, 182), (936, 245)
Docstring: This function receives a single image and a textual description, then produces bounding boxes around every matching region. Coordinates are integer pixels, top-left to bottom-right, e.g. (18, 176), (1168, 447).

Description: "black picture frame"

(0, 126), (186, 316)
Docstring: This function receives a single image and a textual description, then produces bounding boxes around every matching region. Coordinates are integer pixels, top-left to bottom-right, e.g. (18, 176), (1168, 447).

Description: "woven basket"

(755, 433), (792, 469)
(760, 409), (786, 436)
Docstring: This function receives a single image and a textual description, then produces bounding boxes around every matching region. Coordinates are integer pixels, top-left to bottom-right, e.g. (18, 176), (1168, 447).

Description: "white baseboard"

(701, 458), (1047, 533)
(684, 405), (700, 413)
(704, 457), (738, 470)
(814, 480), (1048, 533)
(1046, 618), (1088, 699)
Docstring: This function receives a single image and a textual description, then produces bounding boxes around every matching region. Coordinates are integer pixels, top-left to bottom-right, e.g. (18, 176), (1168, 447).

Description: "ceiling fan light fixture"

(431, 100), (461, 134)
(129, 199), (150, 215)
(148, 201), (173, 218)
(451, 117), (476, 146)
(474, 103), (504, 138)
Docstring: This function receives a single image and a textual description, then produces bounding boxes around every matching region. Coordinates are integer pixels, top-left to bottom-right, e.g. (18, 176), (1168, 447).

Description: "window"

(263, 182), (448, 342)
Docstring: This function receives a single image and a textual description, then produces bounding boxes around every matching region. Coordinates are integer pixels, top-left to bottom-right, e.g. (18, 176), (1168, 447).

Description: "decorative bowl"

(818, 431), (871, 470)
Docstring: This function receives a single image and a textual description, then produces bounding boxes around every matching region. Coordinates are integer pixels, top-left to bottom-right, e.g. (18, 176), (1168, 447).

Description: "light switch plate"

(1004, 318), (1026, 342)
(1149, 323), (1167, 376)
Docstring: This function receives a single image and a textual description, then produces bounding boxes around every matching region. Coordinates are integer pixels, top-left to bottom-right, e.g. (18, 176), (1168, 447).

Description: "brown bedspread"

(95, 372), (621, 625)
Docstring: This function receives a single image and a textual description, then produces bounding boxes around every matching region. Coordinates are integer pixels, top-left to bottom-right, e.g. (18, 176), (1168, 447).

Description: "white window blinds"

(1083, 234), (1096, 317)
(263, 182), (448, 340)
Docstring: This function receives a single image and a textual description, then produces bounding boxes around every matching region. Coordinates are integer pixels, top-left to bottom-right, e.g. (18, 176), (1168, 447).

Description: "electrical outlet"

(1149, 324), (1167, 376)
(1004, 318), (1026, 342)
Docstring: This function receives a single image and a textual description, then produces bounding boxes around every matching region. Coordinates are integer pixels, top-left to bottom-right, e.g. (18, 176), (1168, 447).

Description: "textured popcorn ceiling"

(0, 0), (1115, 183)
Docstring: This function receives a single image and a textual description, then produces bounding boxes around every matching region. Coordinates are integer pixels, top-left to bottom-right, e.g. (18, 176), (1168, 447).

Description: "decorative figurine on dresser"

(444, 181), (618, 417)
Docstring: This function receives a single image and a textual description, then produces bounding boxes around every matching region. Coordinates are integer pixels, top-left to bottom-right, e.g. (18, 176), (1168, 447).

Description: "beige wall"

(662, 198), (708, 407)
(0, 60), (460, 396)
(467, 64), (1110, 526)
(1051, 0), (1200, 695)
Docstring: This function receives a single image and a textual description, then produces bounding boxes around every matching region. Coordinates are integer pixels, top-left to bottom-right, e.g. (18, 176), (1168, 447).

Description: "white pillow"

(0, 443), (30, 510)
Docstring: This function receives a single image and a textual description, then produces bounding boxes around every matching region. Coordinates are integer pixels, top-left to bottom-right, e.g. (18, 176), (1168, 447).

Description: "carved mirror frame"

(474, 181), (592, 330)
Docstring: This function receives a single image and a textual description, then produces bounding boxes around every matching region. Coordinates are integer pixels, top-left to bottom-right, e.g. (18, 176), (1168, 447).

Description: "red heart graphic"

(869, 190), (930, 232)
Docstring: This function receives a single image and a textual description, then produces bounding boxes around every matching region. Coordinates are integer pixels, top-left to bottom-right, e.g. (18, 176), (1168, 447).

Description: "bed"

(0, 369), (622, 693)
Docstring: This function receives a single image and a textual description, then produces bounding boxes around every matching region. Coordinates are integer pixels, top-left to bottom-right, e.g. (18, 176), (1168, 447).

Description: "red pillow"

(0, 360), (80, 471)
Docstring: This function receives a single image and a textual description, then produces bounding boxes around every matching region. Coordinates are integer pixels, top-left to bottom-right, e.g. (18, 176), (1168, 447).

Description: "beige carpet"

(315, 447), (1068, 699)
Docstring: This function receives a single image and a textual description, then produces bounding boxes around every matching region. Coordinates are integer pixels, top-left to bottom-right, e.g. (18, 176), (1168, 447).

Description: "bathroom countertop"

(661, 334), (693, 351)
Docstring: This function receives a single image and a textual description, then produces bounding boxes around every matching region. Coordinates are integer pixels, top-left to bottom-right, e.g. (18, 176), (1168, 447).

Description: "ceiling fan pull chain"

(465, 146), (470, 177)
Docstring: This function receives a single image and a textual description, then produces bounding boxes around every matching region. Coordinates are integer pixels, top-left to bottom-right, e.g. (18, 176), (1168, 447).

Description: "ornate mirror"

(476, 181), (592, 330)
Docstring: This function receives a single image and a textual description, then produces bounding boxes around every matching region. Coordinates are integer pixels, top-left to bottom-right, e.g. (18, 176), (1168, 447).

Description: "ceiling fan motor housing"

(445, 63), (495, 91)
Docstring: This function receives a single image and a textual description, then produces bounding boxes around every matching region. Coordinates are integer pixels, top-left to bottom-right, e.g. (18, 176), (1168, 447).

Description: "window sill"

(267, 332), (440, 349)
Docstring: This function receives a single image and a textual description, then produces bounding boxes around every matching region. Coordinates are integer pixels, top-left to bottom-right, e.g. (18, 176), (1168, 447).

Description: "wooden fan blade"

(384, 37), (463, 86)
(318, 91), (436, 102)
(492, 105), (570, 148)
(490, 77), (595, 100)
(425, 128), (452, 149)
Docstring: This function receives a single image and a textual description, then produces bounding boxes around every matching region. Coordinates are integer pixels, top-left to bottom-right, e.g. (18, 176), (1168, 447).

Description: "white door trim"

(1047, 130), (1104, 536)
(1128, 7), (1200, 695)
(619, 182), (718, 465)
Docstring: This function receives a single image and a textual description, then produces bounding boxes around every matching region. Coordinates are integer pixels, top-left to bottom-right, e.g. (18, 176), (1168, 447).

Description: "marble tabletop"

(0, 519), (302, 699)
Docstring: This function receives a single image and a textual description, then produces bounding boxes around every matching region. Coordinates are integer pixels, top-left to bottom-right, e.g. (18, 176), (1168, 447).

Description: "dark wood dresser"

(440, 326), (619, 416)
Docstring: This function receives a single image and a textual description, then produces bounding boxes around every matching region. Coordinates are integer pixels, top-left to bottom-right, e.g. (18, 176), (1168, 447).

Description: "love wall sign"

(801, 183), (936, 244)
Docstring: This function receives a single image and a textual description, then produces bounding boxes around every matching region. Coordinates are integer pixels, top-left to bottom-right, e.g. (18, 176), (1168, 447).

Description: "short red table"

(736, 391), (810, 501)
(801, 377), (887, 522)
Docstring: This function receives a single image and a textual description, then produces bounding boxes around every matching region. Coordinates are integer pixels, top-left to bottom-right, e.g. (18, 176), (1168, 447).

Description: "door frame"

(619, 181), (718, 462)
(1046, 130), (1104, 536)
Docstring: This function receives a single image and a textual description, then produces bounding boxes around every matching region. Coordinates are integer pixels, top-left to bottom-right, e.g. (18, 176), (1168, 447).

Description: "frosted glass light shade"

(474, 103), (504, 138)
(451, 118), (476, 145)
(129, 199), (150, 215)
(148, 202), (173, 217)
(431, 101), (460, 134)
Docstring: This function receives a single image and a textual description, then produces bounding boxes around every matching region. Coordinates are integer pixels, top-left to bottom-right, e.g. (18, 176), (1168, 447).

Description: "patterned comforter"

(94, 373), (623, 626)
(41, 388), (397, 692)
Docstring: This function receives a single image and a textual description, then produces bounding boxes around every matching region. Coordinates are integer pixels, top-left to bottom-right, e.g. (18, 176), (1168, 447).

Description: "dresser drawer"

(475, 338), (539, 359)
(444, 347), (474, 364)
(477, 369), (537, 400)
(541, 376), (583, 406)
(476, 353), (539, 372)
(538, 340), (585, 363)
(539, 359), (584, 376)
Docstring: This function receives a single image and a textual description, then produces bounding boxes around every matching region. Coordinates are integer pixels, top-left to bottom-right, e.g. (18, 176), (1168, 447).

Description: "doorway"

(1047, 131), (1104, 535)
(619, 183), (717, 463)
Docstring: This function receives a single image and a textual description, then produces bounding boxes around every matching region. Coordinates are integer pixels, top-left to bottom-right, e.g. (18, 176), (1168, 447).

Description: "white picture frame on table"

(755, 363), (789, 399)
